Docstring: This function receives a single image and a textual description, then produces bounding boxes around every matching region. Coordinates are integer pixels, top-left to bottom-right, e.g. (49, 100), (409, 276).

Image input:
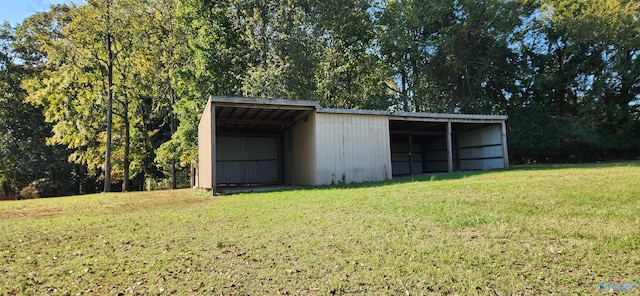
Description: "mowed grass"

(1, 163), (639, 295)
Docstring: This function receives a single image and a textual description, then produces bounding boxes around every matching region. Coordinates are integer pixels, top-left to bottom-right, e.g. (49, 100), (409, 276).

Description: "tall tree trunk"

(104, 29), (113, 193)
(400, 68), (410, 112)
(170, 89), (176, 189)
(122, 97), (130, 192)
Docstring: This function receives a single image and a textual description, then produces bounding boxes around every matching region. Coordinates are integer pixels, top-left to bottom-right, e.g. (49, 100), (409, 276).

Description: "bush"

(19, 183), (39, 199)
(19, 178), (73, 199)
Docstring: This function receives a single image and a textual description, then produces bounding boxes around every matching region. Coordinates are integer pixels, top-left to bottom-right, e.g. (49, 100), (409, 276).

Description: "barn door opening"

(207, 98), (319, 190)
(389, 118), (508, 176)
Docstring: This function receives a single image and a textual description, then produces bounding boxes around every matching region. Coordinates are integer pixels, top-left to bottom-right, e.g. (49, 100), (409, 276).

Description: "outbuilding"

(197, 96), (508, 192)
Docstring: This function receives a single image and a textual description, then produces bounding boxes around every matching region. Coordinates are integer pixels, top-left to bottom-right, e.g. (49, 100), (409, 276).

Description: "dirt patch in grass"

(0, 189), (214, 220)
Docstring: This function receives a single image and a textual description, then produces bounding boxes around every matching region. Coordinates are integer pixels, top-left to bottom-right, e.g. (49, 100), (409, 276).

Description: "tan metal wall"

(315, 113), (392, 185)
(289, 112), (316, 185)
(197, 99), (213, 189)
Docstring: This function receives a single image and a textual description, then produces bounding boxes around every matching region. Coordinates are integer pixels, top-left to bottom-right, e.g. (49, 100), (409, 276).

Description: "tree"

(507, 0), (640, 162)
(311, 0), (394, 109)
(378, 0), (439, 111)
(22, 0), (172, 192)
(1, 22), (85, 197)
(157, 0), (247, 169)
(124, 0), (186, 189)
(378, 0), (530, 113)
(544, 0), (640, 158)
(237, 0), (321, 100)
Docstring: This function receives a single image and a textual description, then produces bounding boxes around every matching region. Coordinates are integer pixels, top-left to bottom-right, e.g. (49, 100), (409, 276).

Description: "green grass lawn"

(1, 163), (639, 295)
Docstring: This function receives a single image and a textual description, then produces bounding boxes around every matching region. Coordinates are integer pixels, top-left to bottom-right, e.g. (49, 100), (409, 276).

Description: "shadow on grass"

(512, 160), (640, 171)
(216, 160), (640, 196)
(217, 170), (497, 195)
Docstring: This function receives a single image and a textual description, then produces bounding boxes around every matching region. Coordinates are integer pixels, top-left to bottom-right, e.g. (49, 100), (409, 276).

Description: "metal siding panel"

(392, 152), (410, 162)
(458, 146), (503, 159)
(425, 161), (449, 172)
(501, 122), (510, 169)
(217, 137), (277, 161)
(217, 161), (278, 184)
(423, 138), (448, 160)
(419, 137), (449, 173)
(291, 112), (316, 185)
(460, 158), (504, 170)
(459, 125), (502, 148)
(315, 113), (390, 185)
(284, 129), (292, 184)
(216, 136), (278, 184)
(391, 142), (409, 175)
(457, 125), (505, 170)
(423, 150), (448, 161)
(197, 100), (212, 189)
(335, 115), (345, 181)
(411, 162), (423, 174)
(391, 143), (409, 153)
(392, 162), (410, 175)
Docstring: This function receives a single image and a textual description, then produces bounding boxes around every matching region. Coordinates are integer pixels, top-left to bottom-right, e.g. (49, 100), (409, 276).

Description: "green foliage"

(156, 0), (247, 170)
(0, 23), (83, 197)
(237, 0), (321, 100)
(378, 0), (532, 113)
(313, 0), (394, 109)
(17, 1), (183, 191)
(2, 0), (640, 193)
(19, 178), (76, 199)
(507, 0), (640, 163)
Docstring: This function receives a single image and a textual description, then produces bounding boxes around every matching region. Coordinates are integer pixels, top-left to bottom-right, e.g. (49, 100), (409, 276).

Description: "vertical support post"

(447, 121), (453, 173)
(288, 129), (294, 185)
(454, 134), (461, 171)
(408, 132), (413, 176)
(210, 102), (216, 195)
(190, 163), (194, 188)
(278, 130), (285, 185)
(501, 121), (510, 169)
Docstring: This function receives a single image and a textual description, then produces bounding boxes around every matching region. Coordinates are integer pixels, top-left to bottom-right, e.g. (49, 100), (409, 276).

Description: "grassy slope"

(1, 163), (639, 295)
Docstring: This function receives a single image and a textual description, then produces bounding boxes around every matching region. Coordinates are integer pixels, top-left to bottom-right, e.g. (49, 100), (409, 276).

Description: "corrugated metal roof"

(389, 112), (507, 122)
(209, 96), (507, 134)
(211, 96), (317, 133)
(211, 96), (321, 109)
(318, 108), (507, 122)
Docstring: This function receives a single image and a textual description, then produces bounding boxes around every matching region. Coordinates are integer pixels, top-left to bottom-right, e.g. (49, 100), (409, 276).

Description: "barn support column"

(408, 132), (413, 176)
(454, 134), (461, 171)
(501, 121), (510, 169)
(446, 121), (453, 173)
(278, 131), (285, 184)
(190, 163), (196, 188)
(210, 103), (216, 195)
